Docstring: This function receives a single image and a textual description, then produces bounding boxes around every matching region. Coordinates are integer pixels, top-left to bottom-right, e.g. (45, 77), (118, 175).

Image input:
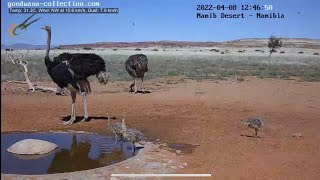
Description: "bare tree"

(5, 51), (67, 95)
(268, 36), (282, 57)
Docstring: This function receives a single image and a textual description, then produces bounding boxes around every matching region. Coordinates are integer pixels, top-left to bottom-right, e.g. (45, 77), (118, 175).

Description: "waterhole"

(1, 132), (138, 175)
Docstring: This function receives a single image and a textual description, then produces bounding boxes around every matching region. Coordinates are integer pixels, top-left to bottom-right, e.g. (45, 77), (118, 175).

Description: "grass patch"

(2, 49), (320, 82)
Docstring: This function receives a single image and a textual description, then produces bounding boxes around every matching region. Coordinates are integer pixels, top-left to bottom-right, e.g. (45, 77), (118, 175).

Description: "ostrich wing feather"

(125, 54), (148, 78)
(53, 53), (106, 79)
(125, 63), (137, 77)
(123, 128), (144, 142)
(48, 62), (78, 89)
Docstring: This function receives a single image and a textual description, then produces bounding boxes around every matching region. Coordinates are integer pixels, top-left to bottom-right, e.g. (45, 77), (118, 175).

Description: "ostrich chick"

(107, 114), (124, 144)
(120, 115), (144, 152)
(125, 54), (148, 93)
(242, 117), (264, 137)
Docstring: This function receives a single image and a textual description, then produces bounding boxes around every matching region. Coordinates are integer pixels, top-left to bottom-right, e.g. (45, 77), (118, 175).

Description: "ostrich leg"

(81, 93), (89, 122)
(64, 91), (76, 125)
(141, 76), (145, 93)
(132, 142), (136, 152)
(129, 83), (134, 92)
(133, 77), (137, 93)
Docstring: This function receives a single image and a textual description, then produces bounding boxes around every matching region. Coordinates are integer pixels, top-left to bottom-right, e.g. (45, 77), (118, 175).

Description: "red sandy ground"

(1, 77), (320, 179)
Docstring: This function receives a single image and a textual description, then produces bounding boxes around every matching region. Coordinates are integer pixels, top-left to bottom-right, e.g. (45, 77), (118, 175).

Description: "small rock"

(179, 165), (184, 169)
(176, 150), (182, 155)
(183, 163), (188, 166)
(292, 133), (303, 138)
(162, 163), (167, 166)
(170, 166), (177, 169)
(7, 139), (58, 155)
(168, 160), (173, 164)
(146, 162), (162, 169)
(50, 130), (65, 133)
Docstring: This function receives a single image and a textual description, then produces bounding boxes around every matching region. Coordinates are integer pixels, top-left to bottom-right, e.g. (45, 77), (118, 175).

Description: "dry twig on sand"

(5, 51), (68, 95)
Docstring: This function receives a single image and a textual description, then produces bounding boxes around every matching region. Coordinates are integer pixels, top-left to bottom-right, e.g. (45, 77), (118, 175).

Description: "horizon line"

(2, 37), (320, 46)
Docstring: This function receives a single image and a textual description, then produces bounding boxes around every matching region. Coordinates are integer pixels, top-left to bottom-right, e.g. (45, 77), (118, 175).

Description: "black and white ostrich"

(125, 54), (148, 93)
(42, 26), (109, 125)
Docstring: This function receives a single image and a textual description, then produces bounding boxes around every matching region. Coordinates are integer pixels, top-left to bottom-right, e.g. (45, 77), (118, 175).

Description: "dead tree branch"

(5, 51), (67, 95)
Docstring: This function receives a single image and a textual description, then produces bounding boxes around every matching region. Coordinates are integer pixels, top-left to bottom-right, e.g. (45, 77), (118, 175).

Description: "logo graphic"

(8, 23), (17, 37)
(8, 13), (41, 37)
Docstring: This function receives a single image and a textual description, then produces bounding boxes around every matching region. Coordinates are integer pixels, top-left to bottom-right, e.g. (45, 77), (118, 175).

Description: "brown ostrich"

(241, 117), (265, 137)
(125, 54), (148, 93)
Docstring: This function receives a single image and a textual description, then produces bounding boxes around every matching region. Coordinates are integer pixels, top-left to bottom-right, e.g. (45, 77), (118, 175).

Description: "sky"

(1, 0), (320, 45)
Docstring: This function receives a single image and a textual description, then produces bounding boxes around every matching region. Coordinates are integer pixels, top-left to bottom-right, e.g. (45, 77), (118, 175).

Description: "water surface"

(1, 132), (137, 174)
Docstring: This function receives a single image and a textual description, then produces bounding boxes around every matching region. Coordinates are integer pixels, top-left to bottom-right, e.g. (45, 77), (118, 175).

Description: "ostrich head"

(119, 114), (127, 130)
(240, 118), (250, 126)
(41, 25), (51, 31)
(120, 114), (126, 119)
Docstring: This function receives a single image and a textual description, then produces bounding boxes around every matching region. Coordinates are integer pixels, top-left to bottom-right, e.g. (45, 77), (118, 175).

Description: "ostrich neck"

(121, 118), (127, 130)
(45, 30), (51, 58)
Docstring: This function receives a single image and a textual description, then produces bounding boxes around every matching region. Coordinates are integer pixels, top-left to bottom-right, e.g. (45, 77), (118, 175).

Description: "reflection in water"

(12, 149), (58, 160)
(1, 132), (137, 175)
(47, 134), (125, 173)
